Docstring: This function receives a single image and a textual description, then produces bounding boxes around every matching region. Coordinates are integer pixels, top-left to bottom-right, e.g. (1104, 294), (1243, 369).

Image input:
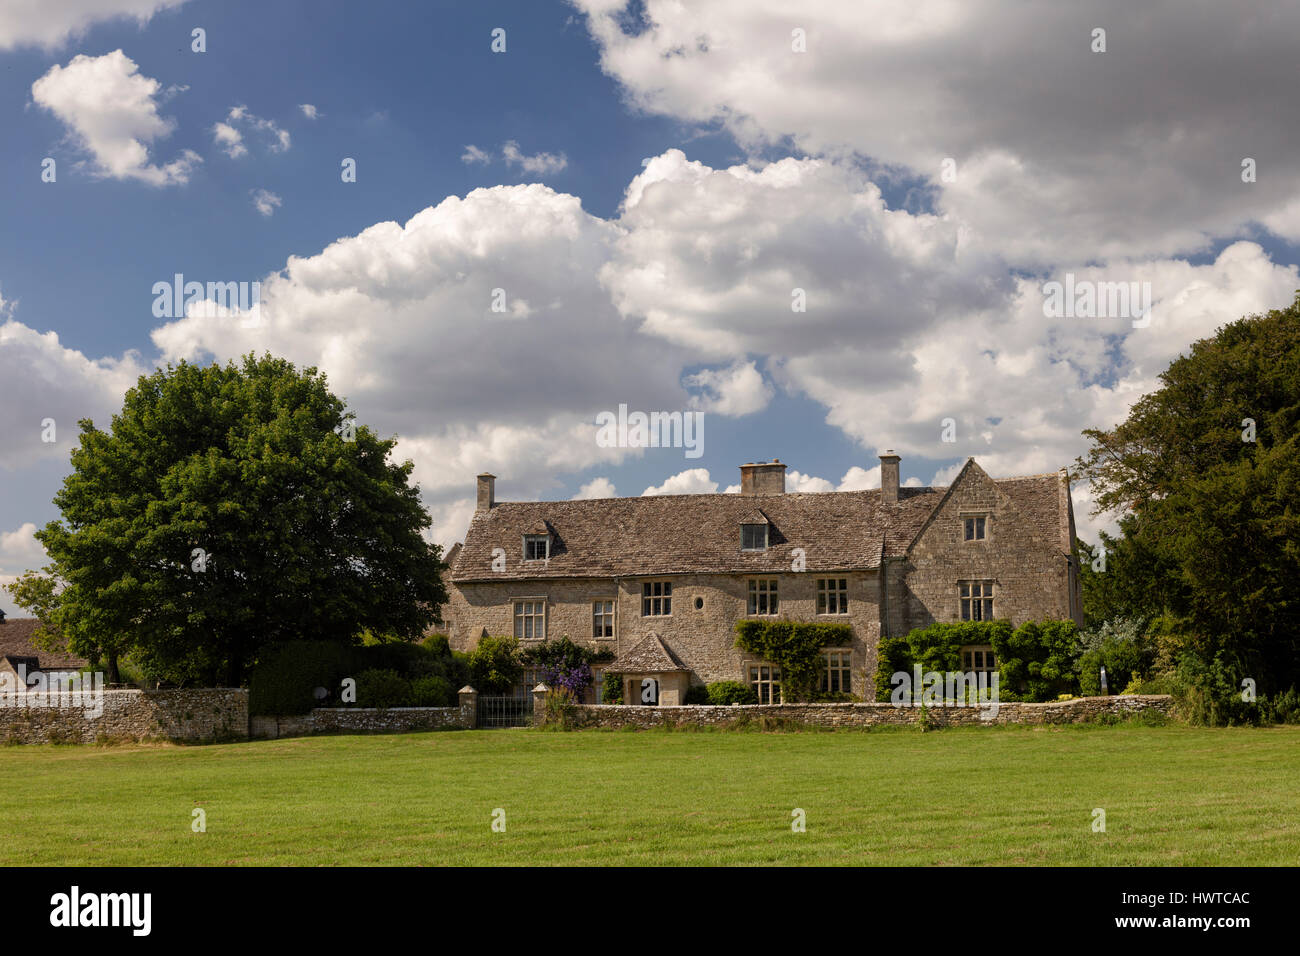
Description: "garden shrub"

(990, 619), (1079, 701)
(873, 621), (1012, 701)
(354, 669), (412, 709)
(601, 670), (623, 704)
(734, 620), (851, 701)
(1121, 673), (1178, 696)
(876, 619), (1085, 703)
(683, 684), (710, 704)
(447, 651), (471, 690)
(1172, 652), (1264, 726)
(707, 680), (758, 705)
(353, 641), (439, 679)
(421, 633), (451, 657)
(410, 674), (455, 707)
(1264, 687), (1300, 724)
(1077, 634), (1152, 696)
(467, 635), (522, 694)
(540, 689), (580, 730)
(248, 641), (353, 716)
(522, 637), (593, 698)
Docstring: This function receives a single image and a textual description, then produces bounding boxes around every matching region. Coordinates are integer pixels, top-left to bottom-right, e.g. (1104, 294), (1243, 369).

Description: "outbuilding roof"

(607, 634), (690, 674)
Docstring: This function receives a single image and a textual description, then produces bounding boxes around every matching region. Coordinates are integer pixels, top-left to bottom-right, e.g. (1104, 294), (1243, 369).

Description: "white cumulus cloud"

(31, 50), (200, 186)
(641, 468), (719, 496)
(250, 189), (282, 217)
(0, 0), (186, 51)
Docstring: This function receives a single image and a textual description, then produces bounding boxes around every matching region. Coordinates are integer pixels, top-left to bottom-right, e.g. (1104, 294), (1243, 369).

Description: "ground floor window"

(518, 667), (544, 698)
(819, 650), (852, 694)
(961, 645), (998, 673)
(748, 664), (782, 704)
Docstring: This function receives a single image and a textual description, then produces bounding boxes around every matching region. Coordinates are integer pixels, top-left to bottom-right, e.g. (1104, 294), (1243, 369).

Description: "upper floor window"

(513, 600), (545, 640)
(963, 515), (987, 541)
(816, 578), (849, 614)
(959, 581), (994, 621)
(740, 523), (768, 551)
(642, 581), (672, 616)
(747, 579), (779, 615)
(593, 600), (614, 638)
(523, 534), (550, 560)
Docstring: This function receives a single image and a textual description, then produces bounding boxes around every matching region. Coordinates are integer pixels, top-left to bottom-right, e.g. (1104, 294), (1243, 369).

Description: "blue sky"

(3, 0), (1300, 615)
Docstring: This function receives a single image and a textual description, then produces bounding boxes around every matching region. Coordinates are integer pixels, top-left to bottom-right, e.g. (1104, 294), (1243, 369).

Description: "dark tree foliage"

(1075, 294), (1300, 692)
(33, 354), (446, 686)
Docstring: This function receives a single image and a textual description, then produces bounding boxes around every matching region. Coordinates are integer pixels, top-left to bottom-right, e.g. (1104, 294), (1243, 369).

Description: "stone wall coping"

(310, 706), (460, 713)
(1, 686), (248, 695)
(579, 694), (1171, 711)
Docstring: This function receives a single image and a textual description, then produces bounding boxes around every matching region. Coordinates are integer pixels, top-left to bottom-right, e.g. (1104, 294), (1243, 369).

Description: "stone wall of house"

(902, 465), (1078, 634)
(449, 571), (882, 693)
(0, 689), (248, 744)
(559, 694), (1173, 729)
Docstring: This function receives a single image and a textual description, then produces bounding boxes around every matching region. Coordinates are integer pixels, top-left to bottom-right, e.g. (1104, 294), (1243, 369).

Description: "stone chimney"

(879, 451), (900, 504)
(739, 459), (787, 495)
(476, 473), (496, 512)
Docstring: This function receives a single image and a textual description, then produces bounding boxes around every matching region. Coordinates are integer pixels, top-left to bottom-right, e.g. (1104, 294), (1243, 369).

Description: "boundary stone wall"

(251, 687), (479, 739)
(0, 689), (248, 744)
(555, 694), (1173, 729)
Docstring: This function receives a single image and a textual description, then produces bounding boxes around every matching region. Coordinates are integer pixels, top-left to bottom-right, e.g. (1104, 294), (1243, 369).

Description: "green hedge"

(355, 669), (412, 708)
(993, 619), (1079, 701)
(249, 641), (353, 716)
(249, 637), (467, 715)
(467, 635), (522, 694)
(874, 619), (1079, 702)
(601, 670), (623, 704)
(411, 674), (456, 707)
(683, 684), (710, 704)
(1078, 636), (1151, 696)
(706, 680), (758, 705)
(734, 620), (851, 701)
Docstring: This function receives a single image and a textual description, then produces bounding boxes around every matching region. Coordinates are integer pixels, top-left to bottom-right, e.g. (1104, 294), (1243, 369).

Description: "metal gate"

(477, 695), (533, 728)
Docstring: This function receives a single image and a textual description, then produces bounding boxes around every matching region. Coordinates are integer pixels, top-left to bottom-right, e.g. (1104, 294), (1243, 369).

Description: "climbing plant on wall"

(734, 620), (852, 701)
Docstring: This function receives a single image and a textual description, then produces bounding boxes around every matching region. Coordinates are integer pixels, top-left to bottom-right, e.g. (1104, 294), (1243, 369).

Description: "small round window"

(694, 597), (704, 610)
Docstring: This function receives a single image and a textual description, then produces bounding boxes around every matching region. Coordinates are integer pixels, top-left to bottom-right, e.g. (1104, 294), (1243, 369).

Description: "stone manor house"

(441, 453), (1084, 704)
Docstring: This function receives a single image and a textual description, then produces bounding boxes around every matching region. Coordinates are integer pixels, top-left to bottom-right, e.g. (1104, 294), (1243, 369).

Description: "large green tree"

(28, 354), (446, 686)
(1075, 293), (1300, 692)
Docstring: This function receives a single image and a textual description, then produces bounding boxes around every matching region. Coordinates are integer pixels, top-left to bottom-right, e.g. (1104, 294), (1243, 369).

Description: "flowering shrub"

(523, 637), (594, 699)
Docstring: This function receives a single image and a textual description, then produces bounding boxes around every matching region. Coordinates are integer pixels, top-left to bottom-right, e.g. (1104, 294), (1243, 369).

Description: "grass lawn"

(2, 724), (1298, 866)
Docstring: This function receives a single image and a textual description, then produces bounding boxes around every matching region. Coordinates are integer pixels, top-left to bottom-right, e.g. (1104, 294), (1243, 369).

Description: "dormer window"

(523, 534), (550, 560)
(740, 523), (768, 551)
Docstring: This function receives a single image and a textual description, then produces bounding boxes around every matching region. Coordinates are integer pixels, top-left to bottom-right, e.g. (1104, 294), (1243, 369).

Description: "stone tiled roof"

(0, 618), (87, 670)
(607, 634), (690, 673)
(452, 467), (1067, 582)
